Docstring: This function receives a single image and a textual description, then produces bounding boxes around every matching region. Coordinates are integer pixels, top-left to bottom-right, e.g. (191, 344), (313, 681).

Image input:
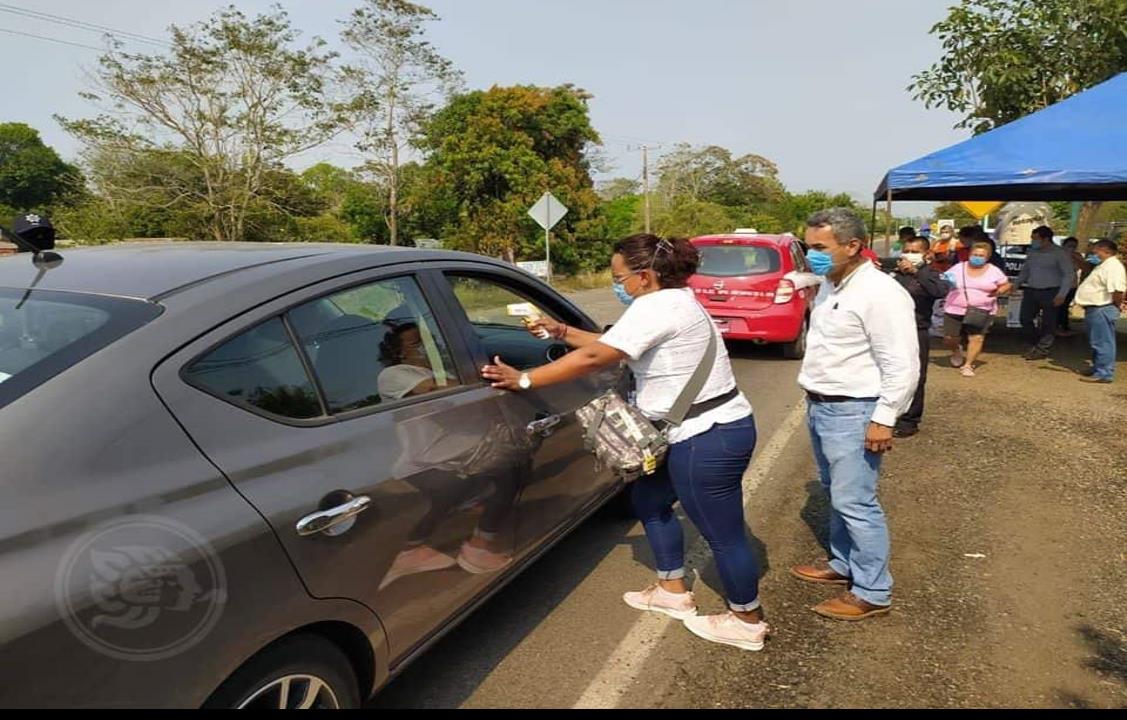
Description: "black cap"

(10, 213), (55, 251)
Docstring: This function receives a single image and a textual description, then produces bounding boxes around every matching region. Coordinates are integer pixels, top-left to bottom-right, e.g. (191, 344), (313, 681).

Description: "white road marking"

(572, 400), (808, 709)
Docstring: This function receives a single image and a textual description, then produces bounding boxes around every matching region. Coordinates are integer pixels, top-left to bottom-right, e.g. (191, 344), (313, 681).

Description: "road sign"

(958, 201), (1003, 219)
(517, 260), (549, 278)
(528, 192), (568, 231)
(528, 192), (568, 283)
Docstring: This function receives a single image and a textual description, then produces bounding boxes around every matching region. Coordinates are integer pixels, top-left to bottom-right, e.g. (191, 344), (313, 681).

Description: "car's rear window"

(696, 245), (781, 277)
(0, 288), (161, 409)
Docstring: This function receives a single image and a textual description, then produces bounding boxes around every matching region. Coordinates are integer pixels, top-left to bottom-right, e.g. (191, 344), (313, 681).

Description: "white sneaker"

(622, 583), (698, 620)
(683, 612), (769, 651)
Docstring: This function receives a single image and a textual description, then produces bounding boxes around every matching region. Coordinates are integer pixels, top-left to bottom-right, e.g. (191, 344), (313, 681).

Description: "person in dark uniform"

(891, 236), (950, 438)
(9, 213), (56, 252)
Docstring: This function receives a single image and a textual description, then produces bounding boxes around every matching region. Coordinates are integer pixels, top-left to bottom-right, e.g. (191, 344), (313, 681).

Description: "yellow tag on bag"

(642, 448), (658, 475)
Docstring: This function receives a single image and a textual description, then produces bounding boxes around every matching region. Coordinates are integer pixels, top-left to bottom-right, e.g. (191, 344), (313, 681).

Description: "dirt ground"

(656, 325), (1127, 709)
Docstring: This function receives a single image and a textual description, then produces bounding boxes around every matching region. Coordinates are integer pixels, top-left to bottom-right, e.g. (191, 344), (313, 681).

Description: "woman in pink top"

(942, 242), (1013, 377)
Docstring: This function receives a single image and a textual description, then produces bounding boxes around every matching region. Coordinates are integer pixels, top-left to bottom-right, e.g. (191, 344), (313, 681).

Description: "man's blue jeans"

(630, 415), (760, 611)
(1085, 305), (1120, 380)
(807, 398), (892, 606)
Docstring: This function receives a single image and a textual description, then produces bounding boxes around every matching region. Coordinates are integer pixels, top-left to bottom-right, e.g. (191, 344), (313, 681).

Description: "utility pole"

(642, 144), (652, 234)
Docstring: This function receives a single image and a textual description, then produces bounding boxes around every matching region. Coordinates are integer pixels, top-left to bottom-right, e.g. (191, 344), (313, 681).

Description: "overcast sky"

(0, 0), (967, 215)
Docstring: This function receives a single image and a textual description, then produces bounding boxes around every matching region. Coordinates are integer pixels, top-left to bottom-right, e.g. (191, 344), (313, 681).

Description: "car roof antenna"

(1, 221), (64, 310)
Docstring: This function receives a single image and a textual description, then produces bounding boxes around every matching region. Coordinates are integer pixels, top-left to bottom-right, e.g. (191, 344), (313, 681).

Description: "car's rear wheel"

(204, 635), (361, 709)
(782, 317), (808, 360)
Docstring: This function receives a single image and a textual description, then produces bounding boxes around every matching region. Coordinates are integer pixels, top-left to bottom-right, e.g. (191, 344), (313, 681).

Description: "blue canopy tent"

(876, 72), (1127, 202)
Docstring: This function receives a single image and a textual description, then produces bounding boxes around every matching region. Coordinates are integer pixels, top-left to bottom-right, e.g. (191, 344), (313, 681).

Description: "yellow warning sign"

(958, 201), (1003, 219)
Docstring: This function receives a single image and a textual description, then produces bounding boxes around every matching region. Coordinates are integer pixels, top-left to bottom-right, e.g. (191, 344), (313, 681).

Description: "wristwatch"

(518, 373), (533, 390)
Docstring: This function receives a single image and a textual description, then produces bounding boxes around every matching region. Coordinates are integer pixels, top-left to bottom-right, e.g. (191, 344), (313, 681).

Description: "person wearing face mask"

(791, 208), (918, 621)
(1055, 237), (1090, 337)
(890, 236), (951, 437)
(1074, 239), (1126, 383)
(941, 242), (1013, 377)
(930, 224), (956, 272)
(1015, 225), (1074, 360)
(483, 234), (768, 652)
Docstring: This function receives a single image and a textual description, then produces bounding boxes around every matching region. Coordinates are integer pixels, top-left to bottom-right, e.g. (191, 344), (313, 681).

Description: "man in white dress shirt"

(789, 208), (920, 621)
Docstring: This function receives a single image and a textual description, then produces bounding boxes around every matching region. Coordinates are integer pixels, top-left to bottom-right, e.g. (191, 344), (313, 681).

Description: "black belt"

(654, 388), (741, 430)
(806, 391), (878, 404)
(1083, 303), (1115, 309)
(684, 387), (741, 420)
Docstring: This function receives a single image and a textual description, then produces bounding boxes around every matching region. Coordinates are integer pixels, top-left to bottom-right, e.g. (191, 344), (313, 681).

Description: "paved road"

(370, 288), (806, 708)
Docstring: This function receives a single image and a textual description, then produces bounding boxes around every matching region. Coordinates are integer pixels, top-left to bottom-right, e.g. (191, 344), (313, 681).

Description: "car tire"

(203, 634), (362, 709)
(782, 317), (808, 360)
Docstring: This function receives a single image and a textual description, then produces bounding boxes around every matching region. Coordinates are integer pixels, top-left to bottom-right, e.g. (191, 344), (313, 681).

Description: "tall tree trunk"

(387, 93), (399, 246)
(1074, 201), (1103, 242)
(389, 140), (399, 246)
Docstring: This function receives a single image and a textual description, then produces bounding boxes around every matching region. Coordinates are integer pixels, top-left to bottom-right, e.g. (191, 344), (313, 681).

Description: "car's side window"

(444, 274), (573, 370)
(183, 317), (324, 420)
(791, 244), (809, 272)
(287, 276), (461, 414)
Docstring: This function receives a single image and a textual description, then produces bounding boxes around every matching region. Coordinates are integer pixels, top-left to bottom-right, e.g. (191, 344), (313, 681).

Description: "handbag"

(960, 264), (993, 333)
(575, 305), (720, 482)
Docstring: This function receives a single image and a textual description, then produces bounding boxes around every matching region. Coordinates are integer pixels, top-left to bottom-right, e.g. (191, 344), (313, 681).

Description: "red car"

(688, 233), (816, 359)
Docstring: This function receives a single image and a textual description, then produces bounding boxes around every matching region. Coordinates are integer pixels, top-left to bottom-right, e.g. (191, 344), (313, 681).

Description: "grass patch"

(551, 270), (612, 293)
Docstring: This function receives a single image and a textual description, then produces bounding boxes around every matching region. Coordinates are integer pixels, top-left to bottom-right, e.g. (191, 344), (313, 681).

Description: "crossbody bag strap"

(663, 302), (719, 428)
(962, 263), (972, 308)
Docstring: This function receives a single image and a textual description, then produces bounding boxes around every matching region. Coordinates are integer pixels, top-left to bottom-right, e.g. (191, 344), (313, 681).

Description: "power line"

(0, 26), (104, 52)
(0, 2), (170, 47)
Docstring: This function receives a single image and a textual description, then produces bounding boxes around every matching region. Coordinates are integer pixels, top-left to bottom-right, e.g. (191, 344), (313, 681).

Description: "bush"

(52, 201), (131, 244)
(292, 214), (360, 243)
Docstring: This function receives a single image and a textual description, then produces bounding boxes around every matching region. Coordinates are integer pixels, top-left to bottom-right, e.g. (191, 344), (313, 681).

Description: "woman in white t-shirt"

(482, 234), (768, 652)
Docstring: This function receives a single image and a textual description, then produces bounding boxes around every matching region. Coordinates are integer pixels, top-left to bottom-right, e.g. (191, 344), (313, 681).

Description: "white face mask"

(901, 253), (925, 268)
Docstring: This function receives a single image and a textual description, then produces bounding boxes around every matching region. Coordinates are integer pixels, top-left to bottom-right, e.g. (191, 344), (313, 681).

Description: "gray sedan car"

(0, 243), (624, 708)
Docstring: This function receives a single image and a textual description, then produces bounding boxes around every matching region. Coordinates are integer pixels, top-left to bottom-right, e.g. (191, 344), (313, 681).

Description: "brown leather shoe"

(789, 561), (850, 586)
(812, 591), (892, 621)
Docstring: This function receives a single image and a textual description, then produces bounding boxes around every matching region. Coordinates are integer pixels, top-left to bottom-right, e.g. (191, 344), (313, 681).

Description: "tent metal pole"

(886, 188), (894, 256)
(871, 201), (878, 248)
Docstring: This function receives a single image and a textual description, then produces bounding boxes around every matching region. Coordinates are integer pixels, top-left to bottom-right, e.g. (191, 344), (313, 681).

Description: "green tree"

(58, 5), (347, 242)
(597, 177), (640, 202)
(341, 0), (462, 246)
(417, 84), (601, 266)
(932, 201), (977, 229)
(600, 194), (641, 239)
(655, 143), (784, 208)
(764, 191), (867, 236)
(648, 196), (734, 237)
(910, 0), (1127, 135)
(0, 122), (84, 215)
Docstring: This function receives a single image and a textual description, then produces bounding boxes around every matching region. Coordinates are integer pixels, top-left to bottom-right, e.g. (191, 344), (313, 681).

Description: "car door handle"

(296, 496), (372, 537)
(526, 414), (562, 436)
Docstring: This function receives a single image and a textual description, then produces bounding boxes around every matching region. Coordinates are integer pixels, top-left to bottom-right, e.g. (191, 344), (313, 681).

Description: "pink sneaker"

(456, 541), (512, 574)
(378, 545), (456, 590)
(682, 612), (769, 651)
(622, 583), (698, 620)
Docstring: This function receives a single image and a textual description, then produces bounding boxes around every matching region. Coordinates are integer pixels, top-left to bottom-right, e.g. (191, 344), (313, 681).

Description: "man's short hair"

(1062, 236), (1079, 247)
(903, 236), (930, 250)
(1092, 239), (1119, 254)
(958, 224), (984, 239)
(898, 226), (916, 239)
(806, 208), (867, 245)
(1032, 225), (1055, 241)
